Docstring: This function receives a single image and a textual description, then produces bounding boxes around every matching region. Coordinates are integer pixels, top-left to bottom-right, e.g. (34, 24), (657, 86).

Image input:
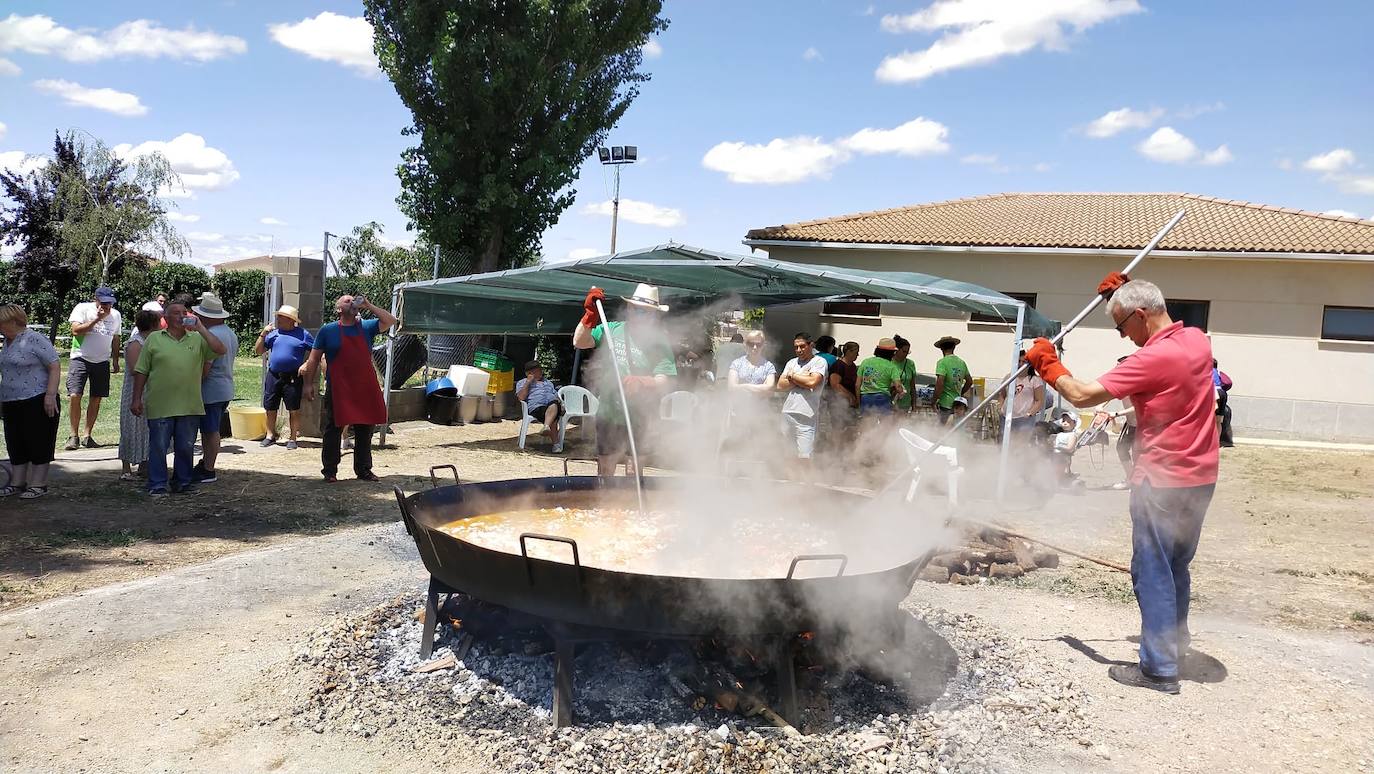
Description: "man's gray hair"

(1106, 279), (1167, 317)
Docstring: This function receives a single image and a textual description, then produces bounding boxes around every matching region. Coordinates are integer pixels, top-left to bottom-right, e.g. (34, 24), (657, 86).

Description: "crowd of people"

(0, 287), (395, 499)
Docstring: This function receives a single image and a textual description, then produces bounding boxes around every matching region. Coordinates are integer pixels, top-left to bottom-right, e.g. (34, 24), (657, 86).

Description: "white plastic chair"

(555, 386), (598, 453)
(898, 427), (964, 507)
(659, 390), (699, 422)
(517, 398), (534, 450)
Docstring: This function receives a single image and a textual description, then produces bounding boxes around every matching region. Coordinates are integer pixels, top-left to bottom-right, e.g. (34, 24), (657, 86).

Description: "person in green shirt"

(572, 284), (677, 477)
(891, 334), (918, 413)
(856, 337), (906, 418)
(932, 335), (973, 426)
(131, 294), (228, 496)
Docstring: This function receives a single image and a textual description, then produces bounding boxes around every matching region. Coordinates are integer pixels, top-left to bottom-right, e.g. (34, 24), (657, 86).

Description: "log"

(949, 573), (978, 585)
(989, 563), (1024, 579)
(411, 653), (456, 673)
(918, 565), (951, 583)
(1033, 549), (1060, 569)
(1011, 539), (1039, 572)
(454, 633), (474, 662)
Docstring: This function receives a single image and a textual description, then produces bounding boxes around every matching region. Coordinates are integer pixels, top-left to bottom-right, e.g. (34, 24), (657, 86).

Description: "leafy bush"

(213, 269), (270, 353)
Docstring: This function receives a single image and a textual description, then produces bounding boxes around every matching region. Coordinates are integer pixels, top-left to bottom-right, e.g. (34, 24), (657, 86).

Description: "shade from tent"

(394, 244), (1061, 338)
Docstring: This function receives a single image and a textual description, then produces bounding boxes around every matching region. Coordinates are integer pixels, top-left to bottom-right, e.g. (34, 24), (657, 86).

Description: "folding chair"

(554, 385), (598, 454)
(898, 427), (964, 507)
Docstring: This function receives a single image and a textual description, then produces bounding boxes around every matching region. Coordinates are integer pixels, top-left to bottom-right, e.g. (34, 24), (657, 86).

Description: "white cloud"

(841, 117), (950, 157)
(960, 153), (998, 165)
(642, 39), (663, 59)
(0, 57), (18, 76)
(582, 198), (684, 228)
(0, 121), (5, 141)
(1083, 106), (1161, 138)
(1174, 101), (1225, 119)
(268, 13), (377, 76)
(114, 133), (239, 191)
(0, 14), (245, 62)
(876, 0), (1142, 83)
(1335, 175), (1374, 195)
(260, 216), (287, 226)
(1200, 144), (1233, 166)
(704, 117), (951, 184)
(803, 46), (822, 61)
(186, 231), (224, 242)
(0, 149), (45, 176)
(33, 79), (148, 117)
(1322, 209), (1360, 219)
(566, 248), (603, 261)
(1137, 126), (1230, 165)
(165, 212), (200, 223)
(1303, 148), (1355, 173)
(702, 136), (848, 184)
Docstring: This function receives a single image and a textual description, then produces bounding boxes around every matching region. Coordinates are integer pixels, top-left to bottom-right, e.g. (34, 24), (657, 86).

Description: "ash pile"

(919, 524), (1061, 585)
(285, 593), (1104, 773)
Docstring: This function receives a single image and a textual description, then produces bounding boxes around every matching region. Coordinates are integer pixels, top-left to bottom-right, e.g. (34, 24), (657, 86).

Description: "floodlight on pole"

(597, 145), (637, 254)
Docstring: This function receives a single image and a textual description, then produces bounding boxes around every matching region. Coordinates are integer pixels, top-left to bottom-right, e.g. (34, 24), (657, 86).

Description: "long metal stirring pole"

(880, 208), (1187, 497)
(594, 298), (646, 515)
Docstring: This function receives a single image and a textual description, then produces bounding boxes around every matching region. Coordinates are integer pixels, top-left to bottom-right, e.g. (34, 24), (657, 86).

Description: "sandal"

(19, 486), (48, 499)
(0, 485), (23, 497)
(119, 472), (139, 482)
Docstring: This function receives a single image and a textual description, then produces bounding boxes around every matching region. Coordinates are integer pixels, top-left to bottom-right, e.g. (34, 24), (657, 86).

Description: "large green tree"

(364, 0), (667, 273)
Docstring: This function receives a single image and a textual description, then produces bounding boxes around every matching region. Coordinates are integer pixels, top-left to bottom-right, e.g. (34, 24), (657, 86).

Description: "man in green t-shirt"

(131, 294), (228, 497)
(932, 335), (973, 426)
(856, 337), (907, 417)
(572, 284), (677, 477)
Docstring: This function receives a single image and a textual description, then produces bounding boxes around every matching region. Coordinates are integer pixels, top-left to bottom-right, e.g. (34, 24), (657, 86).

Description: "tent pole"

(570, 348), (583, 386)
(379, 286), (399, 446)
(996, 303), (1026, 503)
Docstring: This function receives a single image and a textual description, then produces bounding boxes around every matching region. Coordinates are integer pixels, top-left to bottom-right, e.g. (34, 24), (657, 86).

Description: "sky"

(2, 0), (1372, 270)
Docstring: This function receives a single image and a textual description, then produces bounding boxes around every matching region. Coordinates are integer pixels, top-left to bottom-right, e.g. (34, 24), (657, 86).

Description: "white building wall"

(753, 245), (1374, 442)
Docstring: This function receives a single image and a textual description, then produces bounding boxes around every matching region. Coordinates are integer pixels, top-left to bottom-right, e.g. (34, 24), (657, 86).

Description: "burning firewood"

(411, 653), (456, 673)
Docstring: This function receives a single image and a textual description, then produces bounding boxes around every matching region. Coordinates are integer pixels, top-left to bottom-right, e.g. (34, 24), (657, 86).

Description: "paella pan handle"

(786, 554), (849, 579)
(392, 485), (415, 536)
(519, 533), (583, 589)
(429, 465), (460, 489)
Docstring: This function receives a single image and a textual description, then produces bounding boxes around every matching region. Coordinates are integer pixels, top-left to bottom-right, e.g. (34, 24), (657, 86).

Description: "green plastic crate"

(473, 348), (513, 372)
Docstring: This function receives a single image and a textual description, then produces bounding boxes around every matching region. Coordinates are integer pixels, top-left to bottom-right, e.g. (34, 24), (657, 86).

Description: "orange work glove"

(580, 287), (607, 328)
(1097, 271), (1130, 298)
(1024, 338), (1071, 385)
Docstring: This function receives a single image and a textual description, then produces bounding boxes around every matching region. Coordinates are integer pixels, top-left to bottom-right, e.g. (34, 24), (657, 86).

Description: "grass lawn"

(1, 355), (267, 457)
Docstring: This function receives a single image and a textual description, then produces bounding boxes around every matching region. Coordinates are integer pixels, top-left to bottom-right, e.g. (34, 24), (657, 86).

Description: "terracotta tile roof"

(744, 193), (1374, 256)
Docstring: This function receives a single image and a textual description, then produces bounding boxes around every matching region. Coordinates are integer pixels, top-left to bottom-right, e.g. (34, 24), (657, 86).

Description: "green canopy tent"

(385, 244), (1061, 496)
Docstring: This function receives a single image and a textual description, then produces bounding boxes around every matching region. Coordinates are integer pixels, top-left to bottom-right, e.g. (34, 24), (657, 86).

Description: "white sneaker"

(1110, 481), (1130, 490)
(551, 443), (564, 454)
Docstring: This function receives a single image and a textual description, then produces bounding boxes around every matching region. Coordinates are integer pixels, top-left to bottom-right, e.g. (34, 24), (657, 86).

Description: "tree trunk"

(477, 225), (505, 274)
(48, 302), (61, 345)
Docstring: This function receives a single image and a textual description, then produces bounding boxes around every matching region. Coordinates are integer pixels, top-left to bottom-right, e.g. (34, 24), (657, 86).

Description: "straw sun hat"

(621, 283), (669, 312)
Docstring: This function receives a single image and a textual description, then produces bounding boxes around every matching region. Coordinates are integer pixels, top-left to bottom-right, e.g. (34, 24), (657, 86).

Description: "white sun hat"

(621, 283), (669, 312)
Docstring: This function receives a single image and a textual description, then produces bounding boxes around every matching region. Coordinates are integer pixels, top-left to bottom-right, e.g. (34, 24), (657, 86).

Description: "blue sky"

(2, 1), (1372, 269)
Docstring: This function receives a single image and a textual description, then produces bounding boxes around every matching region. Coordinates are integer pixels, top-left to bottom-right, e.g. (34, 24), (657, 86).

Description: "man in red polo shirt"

(1025, 274), (1218, 695)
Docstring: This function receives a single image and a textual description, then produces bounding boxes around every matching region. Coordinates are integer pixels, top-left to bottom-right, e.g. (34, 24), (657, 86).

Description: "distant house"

(211, 255), (275, 273)
(744, 192), (1374, 443)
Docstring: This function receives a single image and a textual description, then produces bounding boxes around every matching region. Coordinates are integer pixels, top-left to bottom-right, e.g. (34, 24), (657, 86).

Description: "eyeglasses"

(745, 342), (763, 348)
(1114, 308), (1140, 334)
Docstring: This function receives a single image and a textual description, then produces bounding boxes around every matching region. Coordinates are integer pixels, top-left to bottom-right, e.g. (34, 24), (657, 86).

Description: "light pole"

(597, 145), (637, 254)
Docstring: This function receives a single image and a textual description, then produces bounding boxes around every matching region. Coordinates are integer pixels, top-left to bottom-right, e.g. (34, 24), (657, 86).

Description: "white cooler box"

(447, 365), (491, 397)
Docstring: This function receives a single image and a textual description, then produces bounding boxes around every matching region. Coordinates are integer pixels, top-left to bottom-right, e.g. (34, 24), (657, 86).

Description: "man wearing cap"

(932, 336), (972, 425)
(1024, 273), (1218, 695)
(64, 286), (123, 450)
(190, 293), (237, 484)
(302, 295), (397, 482)
(255, 305), (313, 450)
(572, 284), (676, 477)
(516, 360), (564, 451)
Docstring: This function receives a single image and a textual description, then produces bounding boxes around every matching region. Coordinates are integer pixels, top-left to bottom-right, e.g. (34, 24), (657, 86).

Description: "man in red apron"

(303, 295), (397, 482)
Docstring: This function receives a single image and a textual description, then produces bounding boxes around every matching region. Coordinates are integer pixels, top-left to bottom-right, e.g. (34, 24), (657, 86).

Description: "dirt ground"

(1, 418), (1372, 772)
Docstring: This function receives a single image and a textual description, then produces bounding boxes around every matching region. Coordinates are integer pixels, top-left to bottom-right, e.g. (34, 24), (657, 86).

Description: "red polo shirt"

(1098, 321), (1219, 488)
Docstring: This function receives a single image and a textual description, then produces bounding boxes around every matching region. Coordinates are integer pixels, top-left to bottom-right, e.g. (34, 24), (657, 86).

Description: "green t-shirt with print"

(857, 356), (902, 396)
(892, 358), (918, 410)
(589, 321), (677, 423)
(935, 354), (970, 409)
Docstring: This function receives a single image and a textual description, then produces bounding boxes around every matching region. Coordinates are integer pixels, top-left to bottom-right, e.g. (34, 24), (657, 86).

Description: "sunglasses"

(745, 342), (763, 348)
(1114, 308), (1140, 334)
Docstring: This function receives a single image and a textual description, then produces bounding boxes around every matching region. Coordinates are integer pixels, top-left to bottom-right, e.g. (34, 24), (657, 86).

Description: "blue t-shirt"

(265, 327), (315, 373)
(818, 352), (838, 369)
(313, 318), (381, 379)
(201, 324), (239, 404)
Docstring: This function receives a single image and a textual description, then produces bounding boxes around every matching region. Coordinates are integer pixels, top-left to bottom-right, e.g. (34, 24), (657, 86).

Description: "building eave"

(740, 239), (1374, 264)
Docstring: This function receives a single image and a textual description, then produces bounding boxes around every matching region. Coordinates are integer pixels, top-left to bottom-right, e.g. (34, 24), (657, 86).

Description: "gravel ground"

(285, 592), (1100, 773)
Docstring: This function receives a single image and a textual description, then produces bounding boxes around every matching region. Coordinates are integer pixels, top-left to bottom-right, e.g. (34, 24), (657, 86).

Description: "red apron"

(328, 323), (388, 426)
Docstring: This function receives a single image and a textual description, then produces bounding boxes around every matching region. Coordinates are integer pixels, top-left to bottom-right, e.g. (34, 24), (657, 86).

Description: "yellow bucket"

(228, 405), (269, 440)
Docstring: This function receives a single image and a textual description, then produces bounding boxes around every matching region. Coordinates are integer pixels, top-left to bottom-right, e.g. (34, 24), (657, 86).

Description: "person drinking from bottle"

(571, 284), (676, 478)
(302, 295), (397, 482)
(131, 295), (228, 497)
(1023, 273), (1218, 695)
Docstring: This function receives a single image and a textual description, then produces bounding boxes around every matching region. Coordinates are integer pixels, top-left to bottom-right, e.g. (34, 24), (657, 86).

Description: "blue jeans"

(147, 415), (199, 493)
(1129, 480), (1214, 678)
(859, 393), (893, 414)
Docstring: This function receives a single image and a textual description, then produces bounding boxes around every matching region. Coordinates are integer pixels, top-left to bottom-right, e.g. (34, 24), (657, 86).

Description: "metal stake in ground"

(594, 298), (645, 516)
(879, 208), (1187, 499)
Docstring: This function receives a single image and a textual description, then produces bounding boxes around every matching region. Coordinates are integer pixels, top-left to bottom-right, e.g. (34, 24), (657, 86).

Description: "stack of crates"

(473, 348), (515, 393)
